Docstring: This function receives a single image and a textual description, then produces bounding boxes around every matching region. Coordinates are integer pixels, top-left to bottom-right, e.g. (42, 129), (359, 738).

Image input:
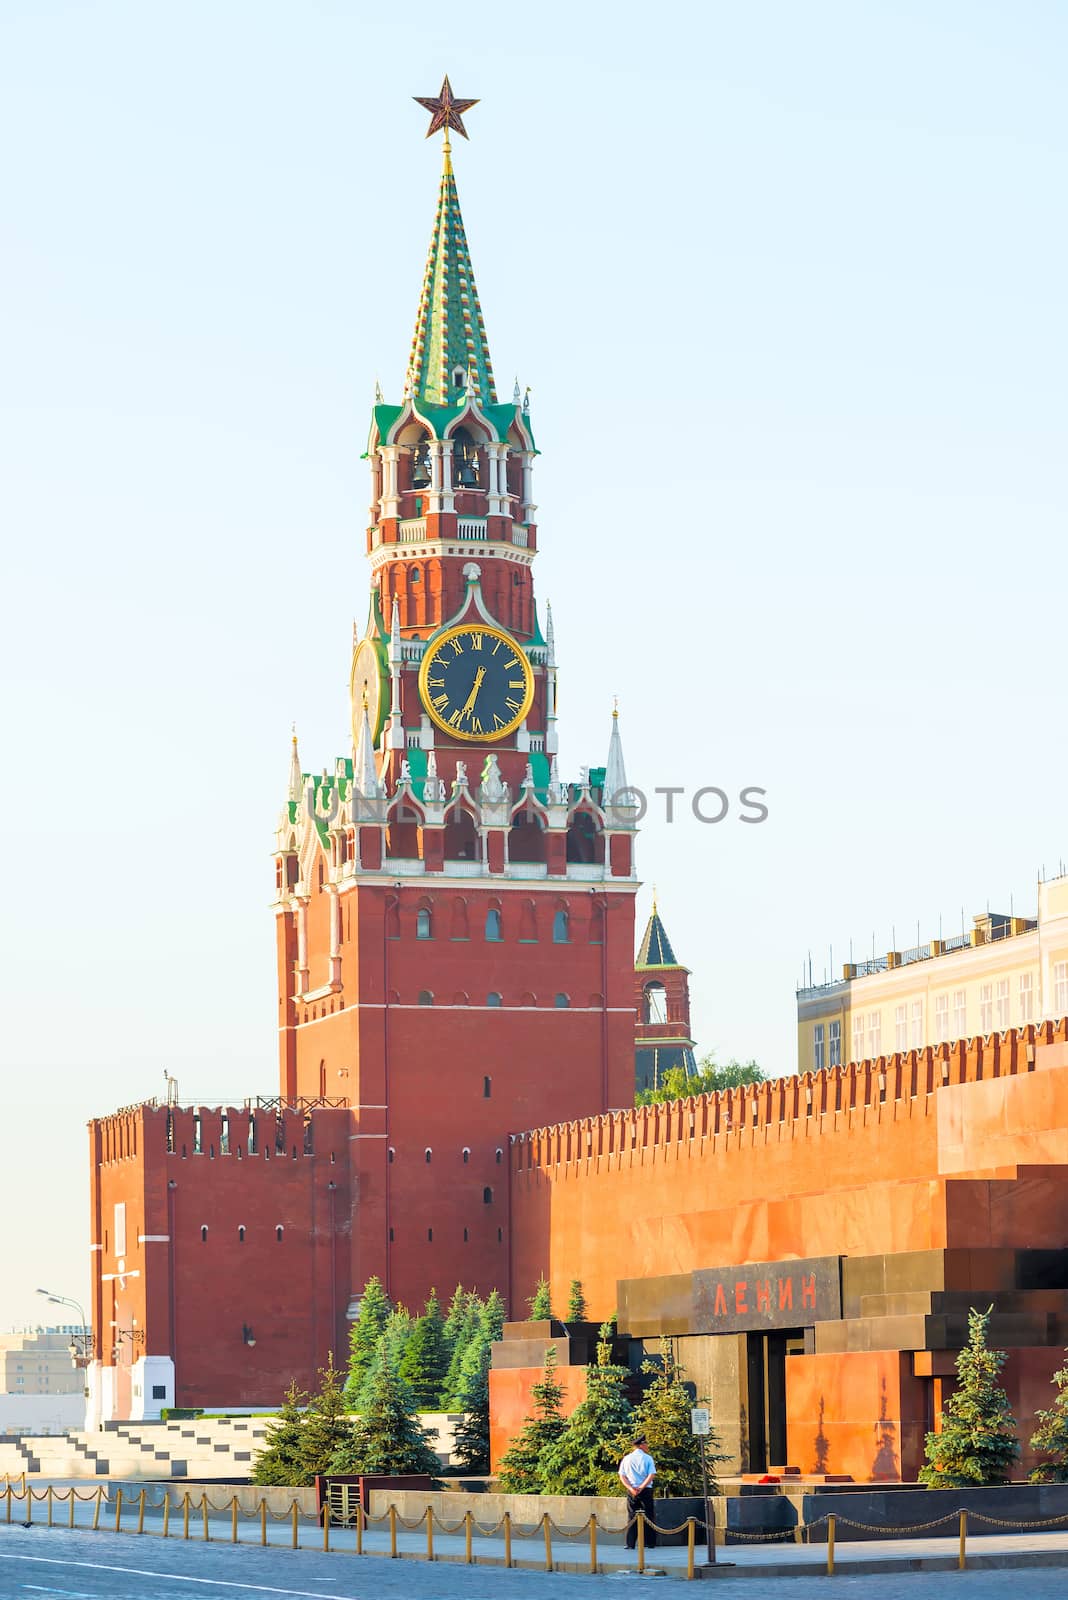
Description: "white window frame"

(1055, 961), (1068, 1017)
(829, 1019), (842, 1067)
(934, 993), (949, 1043)
(868, 1012), (882, 1059)
(895, 1004), (908, 1052)
(1019, 972), (1034, 1024)
(980, 982), (993, 1034)
(910, 999), (924, 1049)
(813, 1023), (825, 1072)
(953, 989), (967, 1039)
(996, 978), (1010, 1031)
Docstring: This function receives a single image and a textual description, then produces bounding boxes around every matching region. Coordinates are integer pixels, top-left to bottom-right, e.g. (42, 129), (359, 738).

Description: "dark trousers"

(625, 1486), (657, 1550)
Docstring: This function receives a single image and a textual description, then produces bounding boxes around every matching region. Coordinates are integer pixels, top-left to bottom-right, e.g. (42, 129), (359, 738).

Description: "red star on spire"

(413, 75), (479, 140)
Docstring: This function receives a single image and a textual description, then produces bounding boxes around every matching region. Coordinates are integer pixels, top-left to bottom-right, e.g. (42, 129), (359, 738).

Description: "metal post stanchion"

(589, 1512), (598, 1575)
(959, 1509), (967, 1570)
(827, 1512), (836, 1576)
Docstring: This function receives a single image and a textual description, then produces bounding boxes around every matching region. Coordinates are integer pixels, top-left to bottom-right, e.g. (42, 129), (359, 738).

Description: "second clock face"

(418, 624), (535, 743)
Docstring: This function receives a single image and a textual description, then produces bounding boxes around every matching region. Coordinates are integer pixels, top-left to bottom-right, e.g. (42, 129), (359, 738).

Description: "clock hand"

(459, 667), (486, 721)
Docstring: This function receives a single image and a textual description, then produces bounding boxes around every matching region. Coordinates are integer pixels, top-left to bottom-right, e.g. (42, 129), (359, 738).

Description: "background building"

(797, 872), (1068, 1075)
(634, 902), (697, 1092)
(0, 1328), (85, 1396)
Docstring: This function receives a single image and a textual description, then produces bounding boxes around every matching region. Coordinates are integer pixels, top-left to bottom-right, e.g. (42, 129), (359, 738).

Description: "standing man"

(619, 1433), (657, 1550)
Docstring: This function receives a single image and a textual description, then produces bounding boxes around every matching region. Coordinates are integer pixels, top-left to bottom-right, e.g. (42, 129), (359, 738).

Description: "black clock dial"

(418, 624), (535, 743)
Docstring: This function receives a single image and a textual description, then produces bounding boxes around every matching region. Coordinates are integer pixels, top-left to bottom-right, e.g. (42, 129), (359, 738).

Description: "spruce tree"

(451, 1329), (492, 1473)
(399, 1289), (449, 1410)
(632, 1341), (724, 1496)
(356, 1306), (414, 1411)
(527, 1274), (553, 1321)
(344, 1275), (390, 1405)
(496, 1346), (567, 1492)
(441, 1294), (482, 1408)
(538, 1320), (633, 1494)
(252, 1383), (309, 1486)
(1030, 1347), (1068, 1481)
(331, 1352), (441, 1477)
(442, 1284), (469, 1358)
(920, 1305), (1019, 1487)
(299, 1353), (355, 1480)
(480, 1287), (506, 1343)
(566, 1279), (587, 1321)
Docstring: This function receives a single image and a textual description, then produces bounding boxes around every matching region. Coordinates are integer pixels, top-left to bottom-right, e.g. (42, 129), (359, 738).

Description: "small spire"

(513, 376), (521, 404)
(374, 378), (383, 403)
(604, 703), (628, 801)
(390, 596), (402, 661)
(287, 726), (302, 804)
(353, 697), (380, 798)
(637, 901), (679, 968)
(545, 601), (556, 666)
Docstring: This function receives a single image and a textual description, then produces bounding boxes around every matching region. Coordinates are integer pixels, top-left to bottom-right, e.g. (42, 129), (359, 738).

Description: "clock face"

(350, 638), (386, 745)
(418, 624), (535, 743)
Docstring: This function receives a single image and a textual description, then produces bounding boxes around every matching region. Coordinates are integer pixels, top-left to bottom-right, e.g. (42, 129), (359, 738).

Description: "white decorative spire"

(545, 601), (556, 667)
(353, 697), (380, 798)
(604, 702), (628, 802)
(287, 726), (302, 804)
(513, 376), (521, 404)
(389, 596), (402, 664)
(548, 753), (567, 806)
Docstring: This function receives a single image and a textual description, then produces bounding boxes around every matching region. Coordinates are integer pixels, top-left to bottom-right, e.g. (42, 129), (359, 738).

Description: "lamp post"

(36, 1288), (94, 1367)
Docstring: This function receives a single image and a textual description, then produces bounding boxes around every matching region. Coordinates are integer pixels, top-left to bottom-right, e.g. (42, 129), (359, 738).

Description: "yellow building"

(797, 872), (1068, 1074)
(0, 1328), (86, 1396)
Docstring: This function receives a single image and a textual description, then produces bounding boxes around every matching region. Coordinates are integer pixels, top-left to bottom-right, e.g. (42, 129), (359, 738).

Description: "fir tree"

(440, 1294), (482, 1408)
(538, 1320), (633, 1494)
(632, 1341), (724, 1496)
(527, 1274), (553, 1321)
(1030, 1347), (1068, 1481)
(496, 1346), (567, 1492)
(252, 1382), (309, 1486)
(331, 1351), (441, 1477)
(451, 1329), (492, 1473)
(920, 1306), (1019, 1487)
(299, 1353), (355, 1480)
(399, 1289), (449, 1410)
(442, 1284), (469, 1358)
(344, 1275), (390, 1405)
(566, 1280), (587, 1321)
(480, 1287), (506, 1344)
(356, 1306), (414, 1410)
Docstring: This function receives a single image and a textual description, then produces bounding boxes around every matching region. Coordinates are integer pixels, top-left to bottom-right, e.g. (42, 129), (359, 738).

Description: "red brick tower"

(634, 899), (697, 1093)
(272, 98), (639, 1314)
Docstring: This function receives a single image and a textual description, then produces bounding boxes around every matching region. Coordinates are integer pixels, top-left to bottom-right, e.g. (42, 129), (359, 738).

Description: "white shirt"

(619, 1447), (655, 1491)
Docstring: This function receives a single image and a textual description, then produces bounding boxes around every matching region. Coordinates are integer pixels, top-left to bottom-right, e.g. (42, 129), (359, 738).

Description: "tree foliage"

(252, 1383), (310, 1486)
(331, 1352), (441, 1478)
(566, 1280), (587, 1321)
(299, 1354), (354, 1480)
(631, 1341), (726, 1496)
(527, 1274), (554, 1321)
(919, 1306), (1019, 1487)
(399, 1289), (449, 1410)
(496, 1346), (567, 1492)
(636, 1055), (765, 1107)
(538, 1321), (633, 1494)
(1030, 1348), (1068, 1481)
(344, 1275), (390, 1405)
(450, 1331), (492, 1473)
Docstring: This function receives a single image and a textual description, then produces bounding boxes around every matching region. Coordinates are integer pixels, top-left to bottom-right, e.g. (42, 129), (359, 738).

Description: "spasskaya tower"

(271, 82), (639, 1314)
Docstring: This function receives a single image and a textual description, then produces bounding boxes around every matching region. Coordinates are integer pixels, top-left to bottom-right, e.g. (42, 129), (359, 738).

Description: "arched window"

(200, 1226), (208, 1242)
(484, 1075), (492, 1098)
(487, 992), (502, 1008)
(237, 1225), (246, 1243)
(552, 909), (569, 944)
(409, 565), (422, 583)
(485, 908), (502, 941)
(462, 1148), (470, 1164)
(275, 1226), (284, 1242)
(554, 993), (570, 1008)
(483, 1187), (493, 1204)
(425, 1147), (432, 1164)
(388, 1147), (395, 1163)
(495, 1147), (503, 1164)
(452, 427), (481, 487)
(417, 907), (432, 940)
(411, 439), (431, 488)
(643, 982), (668, 1025)
(418, 990), (434, 1006)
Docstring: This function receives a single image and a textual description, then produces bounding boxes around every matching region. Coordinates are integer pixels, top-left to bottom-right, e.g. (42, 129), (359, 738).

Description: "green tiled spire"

(637, 903), (679, 969)
(407, 143), (496, 409)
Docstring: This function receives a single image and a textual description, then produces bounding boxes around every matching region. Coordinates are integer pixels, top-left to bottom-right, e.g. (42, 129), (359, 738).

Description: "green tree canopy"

(440, 1294), (482, 1410)
(399, 1289), (449, 1411)
(442, 1284), (469, 1356)
(527, 1274), (554, 1321)
(566, 1280), (587, 1321)
(632, 1341), (726, 1496)
(920, 1306), (1019, 1487)
(538, 1320), (633, 1494)
(331, 1352), (441, 1478)
(344, 1275), (390, 1405)
(299, 1354), (354, 1480)
(252, 1382), (309, 1486)
(480, 1287), (506, 1344)
(636, 1056), (765, 1107)
(1030, 1347), (1068, 1482)
(496, 1346), (568, 1492)
(450, 1329), (492, 1474)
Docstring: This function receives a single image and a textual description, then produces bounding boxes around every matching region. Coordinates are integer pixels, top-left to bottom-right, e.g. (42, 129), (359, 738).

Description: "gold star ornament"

(414, 75), (479, 140)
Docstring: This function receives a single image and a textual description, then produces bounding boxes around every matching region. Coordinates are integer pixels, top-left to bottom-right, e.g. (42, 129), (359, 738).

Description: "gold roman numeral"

(433, 693), (449, 710)
(470, 631), (483, 650)
(493, 713), (505, 729)
(448, 708), (463, 727)
(505, 697), (521, 713)
(470, 716), (483, 734)
(428, 677), (444, 688)
(508, 679), (523, 689)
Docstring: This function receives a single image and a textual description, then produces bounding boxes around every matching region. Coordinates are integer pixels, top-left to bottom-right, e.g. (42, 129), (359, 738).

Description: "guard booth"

(315, 1474), (434, 1526)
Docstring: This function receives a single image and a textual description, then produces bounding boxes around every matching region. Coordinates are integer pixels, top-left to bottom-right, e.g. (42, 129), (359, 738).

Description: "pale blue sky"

(1, 1), (1065, 1329)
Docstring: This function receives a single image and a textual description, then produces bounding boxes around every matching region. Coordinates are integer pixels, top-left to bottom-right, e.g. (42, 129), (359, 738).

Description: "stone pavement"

(6, 1519), (1068, 1596)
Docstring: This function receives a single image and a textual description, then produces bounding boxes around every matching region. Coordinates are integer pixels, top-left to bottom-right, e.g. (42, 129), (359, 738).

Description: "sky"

(0, 0), (1065, 1331)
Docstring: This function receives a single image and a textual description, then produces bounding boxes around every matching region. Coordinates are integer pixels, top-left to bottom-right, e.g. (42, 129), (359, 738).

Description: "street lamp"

(36, 1287), (94, 1366)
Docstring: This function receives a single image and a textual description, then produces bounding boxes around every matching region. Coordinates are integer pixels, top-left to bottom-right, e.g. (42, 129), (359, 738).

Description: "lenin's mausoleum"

(88, 86), (1068, 1488)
